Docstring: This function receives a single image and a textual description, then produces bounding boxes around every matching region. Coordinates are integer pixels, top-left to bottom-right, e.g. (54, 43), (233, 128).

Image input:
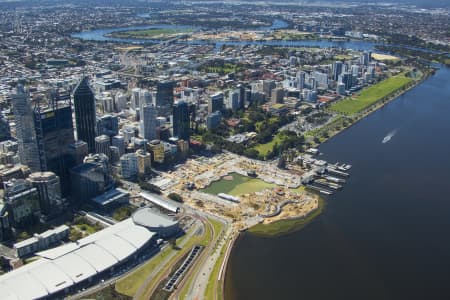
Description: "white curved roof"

(74, 244), (118, 273)
(139, 192), (180, 213)
(132, 207), (179, 232)
(0, 218), (156, 300)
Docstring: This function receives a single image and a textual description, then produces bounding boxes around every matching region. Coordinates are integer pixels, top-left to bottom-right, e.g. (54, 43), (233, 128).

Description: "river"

(71, 19), (377, 51)
(224, 66), (450, 300)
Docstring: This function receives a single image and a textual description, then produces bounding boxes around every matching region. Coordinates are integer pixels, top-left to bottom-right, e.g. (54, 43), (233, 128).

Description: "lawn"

(253, 133), (284, 157)
(200, 173), (276, 197)
(329, 74), (413, 115)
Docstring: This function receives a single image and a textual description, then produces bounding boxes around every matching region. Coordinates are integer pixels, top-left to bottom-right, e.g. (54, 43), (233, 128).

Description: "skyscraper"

(156, 81), (175, 117)
(73, 77), (97, 153)
(227, 90), (240, 110)
(96, 114), (119, 137)
(11, 85), (40, 172)
(95, 135), (111, 158)
(172, 101), (190, 141)
(208, 92), (224, 113)
(0, 113), (11, 142)
(140, 104), (158, 141)
(33, 95), (75, 195)
(332, 61), (343, 81)
(297, 71), (306, 90)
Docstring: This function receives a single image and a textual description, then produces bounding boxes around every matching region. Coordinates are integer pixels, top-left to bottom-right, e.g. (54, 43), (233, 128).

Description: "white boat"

(382, 135), (392, 143)
(382, 129), (397, 144)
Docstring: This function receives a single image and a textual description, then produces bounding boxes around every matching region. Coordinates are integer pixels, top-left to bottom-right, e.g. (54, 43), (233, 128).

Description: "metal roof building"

(139, 192), (180, 213)
(0, 209), (179, 300)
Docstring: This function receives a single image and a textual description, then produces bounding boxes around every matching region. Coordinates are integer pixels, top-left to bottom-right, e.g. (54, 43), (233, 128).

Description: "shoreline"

(312, 67), (433, 147)
(248, 196), (325, 237)
(219, 68), (433, 300)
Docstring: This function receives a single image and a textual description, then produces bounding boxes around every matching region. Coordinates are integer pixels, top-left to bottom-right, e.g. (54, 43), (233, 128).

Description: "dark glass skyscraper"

(156, 81), (175, 118)
(172, 101), (190, 141)
(34, 95), (75, 196)
(73, 77), (97, 153)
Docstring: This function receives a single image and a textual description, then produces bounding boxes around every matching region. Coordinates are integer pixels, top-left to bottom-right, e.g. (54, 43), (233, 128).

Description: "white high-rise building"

(227, 90), (240, 111)
(114, 92), (128, 111)
(11, 85), (40, 171)
(131, 88), (141, 110)
(140, 104), (158, 141)
(120, 153), (138, 179)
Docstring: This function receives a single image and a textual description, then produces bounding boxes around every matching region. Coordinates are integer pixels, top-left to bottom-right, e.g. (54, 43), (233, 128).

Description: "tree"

(168, 193), (183, 203)
(139, 181), (161, 194)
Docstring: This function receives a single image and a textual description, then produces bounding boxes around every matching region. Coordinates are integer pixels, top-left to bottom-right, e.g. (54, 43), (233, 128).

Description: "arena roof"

(132, 207), (179, 231)
(0, 218), (157, 300)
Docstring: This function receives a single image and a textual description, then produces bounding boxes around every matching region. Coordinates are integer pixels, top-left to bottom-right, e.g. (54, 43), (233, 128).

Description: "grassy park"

(330, 74), (413, 115)
(253, 133), (285, 157)
(200, 173), (276, 196)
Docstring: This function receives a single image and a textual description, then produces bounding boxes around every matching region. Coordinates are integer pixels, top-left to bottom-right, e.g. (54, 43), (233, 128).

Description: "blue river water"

(224, 66), (450, 300)
(71, 20), (377, 51)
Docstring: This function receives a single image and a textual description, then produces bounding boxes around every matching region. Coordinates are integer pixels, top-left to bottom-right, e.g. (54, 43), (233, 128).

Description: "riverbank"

(308, 66), (433, 146)
(248, 196), (325, 237)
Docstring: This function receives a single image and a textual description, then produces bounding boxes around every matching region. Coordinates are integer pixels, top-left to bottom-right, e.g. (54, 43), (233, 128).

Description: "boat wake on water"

(382, 129), (398, 144)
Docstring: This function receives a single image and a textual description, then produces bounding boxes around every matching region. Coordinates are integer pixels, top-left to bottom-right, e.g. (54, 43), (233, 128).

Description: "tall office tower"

(309, 77), (317, 91)
(112, 135), (125, 156)
(271, 88), (284, 104)
(33, 95), (75, 195)
(96, 114), (119, 137)
(262, 80), (276, 100)
(136, 149), (151, 177)
(122, 126), (136, 144)
(95, 135), (111, 158)
(11, 85), (40, 172)
(131, 88), (141, 110)
(296, 71), (306, 90)
(156, 81), (175, 117)
(360, 52), (371, 66)
(208, 92), (224, 113)
(351, 65), (360, 77)
(0, 114), (11, 142)
(100, 94), (114, 113)
(120, 153), (138, 179)
(139, 89), (152, 116)
(237, 84), (245, 109)
(332, 61), (343, 81)
(207, 111), (222, 130)
(339, 72), (353, 90)
(114, 92), (127, 112)
(227, 90), (240, 110)
(28, 172), (63, 216)
(68, 141), (88, 166)
(149, 140), (165, 164)
(70, 154), (112, 203)
(140, 104), (158, 141)
(4, 179), (40, 227)
(73, 77), (97, 153)
(172, 101), (190, 141)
